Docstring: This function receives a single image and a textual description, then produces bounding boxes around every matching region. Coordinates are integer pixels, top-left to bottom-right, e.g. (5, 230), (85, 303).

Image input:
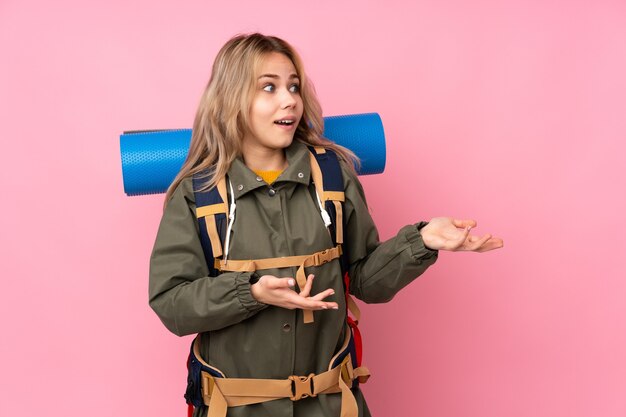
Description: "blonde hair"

(164, 33), (358, 204)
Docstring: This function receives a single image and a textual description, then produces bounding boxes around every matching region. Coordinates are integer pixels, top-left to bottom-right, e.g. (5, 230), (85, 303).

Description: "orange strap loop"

(216, 246), (342, 324)
(332, 200), (344, 244)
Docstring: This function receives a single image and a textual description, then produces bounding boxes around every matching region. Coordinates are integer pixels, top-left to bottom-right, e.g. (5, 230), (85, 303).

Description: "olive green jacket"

(149, 140), (438, 417)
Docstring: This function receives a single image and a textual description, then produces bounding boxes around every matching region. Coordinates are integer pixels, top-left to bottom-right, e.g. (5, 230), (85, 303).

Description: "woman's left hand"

(420, 217), (504, 252)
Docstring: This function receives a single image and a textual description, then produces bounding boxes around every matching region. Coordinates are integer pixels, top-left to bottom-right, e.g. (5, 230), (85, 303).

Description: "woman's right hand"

(250, 274), (339, 311)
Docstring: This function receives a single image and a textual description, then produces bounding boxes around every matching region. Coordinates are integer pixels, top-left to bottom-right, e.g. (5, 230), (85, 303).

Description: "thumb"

(452, 218), (477, 229)
(263, 276), (295, 289)
(280, 278), (296, 288)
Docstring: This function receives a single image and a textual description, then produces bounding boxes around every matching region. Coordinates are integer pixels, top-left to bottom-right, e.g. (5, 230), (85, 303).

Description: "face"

(243, 52), (304, 153)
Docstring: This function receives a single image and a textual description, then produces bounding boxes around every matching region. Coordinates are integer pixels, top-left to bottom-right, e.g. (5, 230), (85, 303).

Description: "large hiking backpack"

(184, 146), (365, 413)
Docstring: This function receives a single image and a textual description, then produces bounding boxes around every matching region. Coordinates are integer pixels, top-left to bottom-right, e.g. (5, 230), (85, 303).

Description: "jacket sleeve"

(340, 161), (439, 303)
(148, 178), (267, 336)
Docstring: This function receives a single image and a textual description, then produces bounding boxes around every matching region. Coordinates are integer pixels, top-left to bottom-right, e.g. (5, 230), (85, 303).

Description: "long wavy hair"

(164, 33), (358, 204)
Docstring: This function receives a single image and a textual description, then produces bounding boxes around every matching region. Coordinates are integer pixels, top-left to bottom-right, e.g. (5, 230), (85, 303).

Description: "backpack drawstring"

(223, 178), (236, 262)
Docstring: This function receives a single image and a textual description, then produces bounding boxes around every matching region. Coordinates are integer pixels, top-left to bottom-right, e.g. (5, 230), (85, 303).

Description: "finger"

(476, 237), (504, 252)
(299, 274), (315, 298)
(298, 298), (339, 310)
(450, 225), (472, 250)
(288, 294), (339, 310)
(475, 237), (502, 252)
(466, 233), (492, 251)
(452, 218), (477, 229)
(466, 234), (480, 243)
(309, 288), (336, 301)
(279, 291), (310, 310)
(283, 296), (317, 310)
(265, 276), (295, 290)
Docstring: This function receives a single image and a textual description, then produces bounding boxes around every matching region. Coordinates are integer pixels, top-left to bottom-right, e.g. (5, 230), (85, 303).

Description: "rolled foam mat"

(120, 112), (385, 196)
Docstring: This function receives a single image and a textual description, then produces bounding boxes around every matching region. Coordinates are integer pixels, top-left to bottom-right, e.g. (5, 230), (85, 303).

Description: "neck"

(241, 143), (289, 172)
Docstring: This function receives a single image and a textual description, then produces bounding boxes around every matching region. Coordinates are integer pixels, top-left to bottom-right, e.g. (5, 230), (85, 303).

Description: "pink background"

(2, 1), (625, 416)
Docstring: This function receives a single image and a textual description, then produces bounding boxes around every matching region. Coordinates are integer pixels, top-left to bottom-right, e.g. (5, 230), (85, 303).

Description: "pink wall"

(2, 1), (625, 416)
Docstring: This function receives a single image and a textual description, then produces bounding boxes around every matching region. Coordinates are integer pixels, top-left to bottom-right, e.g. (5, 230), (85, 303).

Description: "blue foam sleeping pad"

(120, 112), (385, 196)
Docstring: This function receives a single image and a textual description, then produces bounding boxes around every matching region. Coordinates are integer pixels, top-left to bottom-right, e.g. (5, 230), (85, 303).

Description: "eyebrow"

(258, 73), (300, 80)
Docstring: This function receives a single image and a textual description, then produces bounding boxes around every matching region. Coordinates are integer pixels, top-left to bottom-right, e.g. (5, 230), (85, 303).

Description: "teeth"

(275, 120), (294, 125)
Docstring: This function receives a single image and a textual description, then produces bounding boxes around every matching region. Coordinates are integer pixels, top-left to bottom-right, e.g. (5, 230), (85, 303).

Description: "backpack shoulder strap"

(308, 146), (345, 245)
(309, 146), (362, 361)
(192, 172), (228, 276)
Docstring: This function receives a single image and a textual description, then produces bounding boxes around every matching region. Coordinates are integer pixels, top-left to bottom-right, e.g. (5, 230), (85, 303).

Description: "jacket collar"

(227, 140), (312, 200)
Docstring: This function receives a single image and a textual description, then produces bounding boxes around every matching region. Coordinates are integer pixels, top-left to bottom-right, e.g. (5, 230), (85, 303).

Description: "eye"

(262, 83), (275, 92)
(289, 83), (300, 93)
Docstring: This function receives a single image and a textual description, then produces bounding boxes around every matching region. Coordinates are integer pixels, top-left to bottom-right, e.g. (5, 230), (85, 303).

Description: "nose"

(280, 88), (297, 109)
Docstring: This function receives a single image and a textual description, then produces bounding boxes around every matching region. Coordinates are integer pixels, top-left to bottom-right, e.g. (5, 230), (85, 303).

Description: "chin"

(269, 136), (294, 150)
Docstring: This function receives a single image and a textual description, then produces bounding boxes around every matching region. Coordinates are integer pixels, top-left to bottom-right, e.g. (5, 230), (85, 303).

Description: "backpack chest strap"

(217, 245), (342, 323)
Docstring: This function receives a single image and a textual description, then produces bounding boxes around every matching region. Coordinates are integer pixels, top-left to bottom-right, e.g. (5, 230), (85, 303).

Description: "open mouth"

(274, 119), (296, 126)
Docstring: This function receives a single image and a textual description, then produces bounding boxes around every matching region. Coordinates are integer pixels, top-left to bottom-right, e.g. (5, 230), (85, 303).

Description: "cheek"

(298, 99), (305, 118)
(248, 105), (264, 131)
(251, 99), (274, 125)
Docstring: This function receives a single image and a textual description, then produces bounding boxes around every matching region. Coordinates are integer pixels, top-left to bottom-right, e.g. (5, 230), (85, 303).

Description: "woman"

(149, 33), (503, 417)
